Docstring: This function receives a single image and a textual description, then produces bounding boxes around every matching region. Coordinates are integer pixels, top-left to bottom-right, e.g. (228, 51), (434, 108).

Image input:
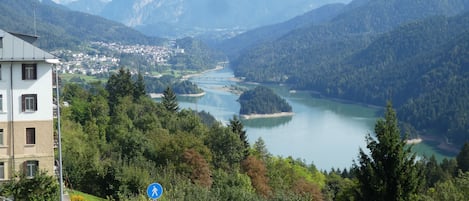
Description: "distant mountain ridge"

(218, 3), (347, 59)
(58, 0), (352, 38)
(0, 0), (162, 50)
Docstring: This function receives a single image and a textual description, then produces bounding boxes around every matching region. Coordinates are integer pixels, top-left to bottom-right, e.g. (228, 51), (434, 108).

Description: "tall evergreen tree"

(106, 68), (134, 114)
(229, 115), (250, 159)
(162, 86), (179, 112)
(354, 102), (421, 201)
(133, 73), (146, 100)
(457, 142), (469, 172)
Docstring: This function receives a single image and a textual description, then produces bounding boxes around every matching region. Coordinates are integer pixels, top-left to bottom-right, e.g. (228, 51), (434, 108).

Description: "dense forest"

(143, 74), (203, 95)
(238, 86), (292, 115)
(59, 70), (326, 200)
(49, 72), (469, 200)
(230, 0), (469, 149)
(217, 3), (346, 59)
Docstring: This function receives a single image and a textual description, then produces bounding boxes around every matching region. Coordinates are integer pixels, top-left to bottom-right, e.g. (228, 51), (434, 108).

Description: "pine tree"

(162, 86), (179, 112)
(106, 68), (134, 114)
(457, 142), (469, 172)
(229, 115), (250, 159)
(133, 73), (146, 100)
(354, 102), (421, 201)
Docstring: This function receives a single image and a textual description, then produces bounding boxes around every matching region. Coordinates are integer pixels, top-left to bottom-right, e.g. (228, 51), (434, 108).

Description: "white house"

(0, 29), (57, 180)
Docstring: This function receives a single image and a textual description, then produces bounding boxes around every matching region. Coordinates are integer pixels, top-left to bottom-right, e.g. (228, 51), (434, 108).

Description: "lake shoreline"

(149, 92), (206, 98)
(182, 65), (224, 80)
(240, 112), (294, 120)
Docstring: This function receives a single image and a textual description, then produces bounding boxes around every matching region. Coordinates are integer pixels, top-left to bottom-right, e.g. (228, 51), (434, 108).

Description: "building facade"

(0, 29), (56, 180)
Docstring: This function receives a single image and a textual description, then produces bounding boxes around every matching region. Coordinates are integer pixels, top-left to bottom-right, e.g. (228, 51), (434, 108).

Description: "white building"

(0, 29), (56, 180)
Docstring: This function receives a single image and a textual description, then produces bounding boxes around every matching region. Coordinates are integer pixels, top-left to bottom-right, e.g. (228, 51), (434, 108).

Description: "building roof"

(0, 29), (57, 62)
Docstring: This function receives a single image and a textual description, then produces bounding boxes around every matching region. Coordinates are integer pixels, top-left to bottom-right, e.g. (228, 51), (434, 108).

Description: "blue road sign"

(147, 182), (163, 199)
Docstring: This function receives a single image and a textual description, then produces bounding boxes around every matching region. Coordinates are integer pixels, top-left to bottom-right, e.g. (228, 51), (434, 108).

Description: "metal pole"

(55, 65), (64, 201)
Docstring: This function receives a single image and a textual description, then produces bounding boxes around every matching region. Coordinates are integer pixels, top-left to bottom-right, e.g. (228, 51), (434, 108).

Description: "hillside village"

(51, 41), (185, 76)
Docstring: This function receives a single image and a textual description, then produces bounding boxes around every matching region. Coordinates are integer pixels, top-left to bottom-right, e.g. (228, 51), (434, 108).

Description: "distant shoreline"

(405, 138), (422, 145)
(182, 65), (224, 80)
(240, 112), (294, 119)
(149, 92), (206, 98)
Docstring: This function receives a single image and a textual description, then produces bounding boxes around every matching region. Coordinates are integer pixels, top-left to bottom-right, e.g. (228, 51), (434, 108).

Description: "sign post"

(147, 183), (164, 200)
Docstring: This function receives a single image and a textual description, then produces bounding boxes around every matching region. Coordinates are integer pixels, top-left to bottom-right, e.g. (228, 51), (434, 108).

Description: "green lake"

(178, 67), (453, 170)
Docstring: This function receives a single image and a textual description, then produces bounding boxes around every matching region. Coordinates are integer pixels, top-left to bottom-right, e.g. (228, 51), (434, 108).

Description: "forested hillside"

(57, 71), (469, 200)
(169, 37), (226, 71)
(60, 70), (326, 200)
(230, 0), (469, 149)
(239, 86), (292, 115)
(0, 0), (162, 50)
(218, 3), (346, 59)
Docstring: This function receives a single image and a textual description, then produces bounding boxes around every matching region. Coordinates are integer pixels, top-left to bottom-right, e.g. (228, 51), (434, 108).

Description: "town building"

(0, 29), (57, 180)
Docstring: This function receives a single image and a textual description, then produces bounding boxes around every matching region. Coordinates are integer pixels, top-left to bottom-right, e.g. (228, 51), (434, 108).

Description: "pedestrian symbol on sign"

(147, 183), (163, 200)
(151, 185), (159, 196)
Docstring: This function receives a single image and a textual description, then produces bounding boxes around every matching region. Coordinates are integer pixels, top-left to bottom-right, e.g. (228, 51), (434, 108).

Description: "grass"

(59, 73), (106, 83)
(68, 190), (106, 201)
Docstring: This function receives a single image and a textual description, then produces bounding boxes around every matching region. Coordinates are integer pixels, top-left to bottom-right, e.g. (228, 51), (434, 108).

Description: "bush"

(71, 195), (86, 201)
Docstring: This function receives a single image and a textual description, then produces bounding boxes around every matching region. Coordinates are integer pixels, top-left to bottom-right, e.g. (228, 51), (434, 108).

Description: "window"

(0, 129), (3, 145)
(0, 64), (2, 80)
(22, 94), (37, 112)
(26, 128), (35, 145)
(0, 37), (3, 48)
(0, 94), (2, 112)
(25, 160), (38, 178)
(0, 162), (4, 179)
(22, 64), (37, 80)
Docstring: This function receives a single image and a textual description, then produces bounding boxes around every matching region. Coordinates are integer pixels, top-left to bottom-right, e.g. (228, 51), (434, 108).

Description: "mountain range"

(55, 0), (351, 38)
(2, 0), (469, 151)
(0, 0), (162, 50)
(230, 0), (469, 150)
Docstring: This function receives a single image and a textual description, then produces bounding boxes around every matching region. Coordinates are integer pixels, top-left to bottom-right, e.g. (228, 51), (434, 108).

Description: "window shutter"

(21, 95), (25, 112)
(35, 161), (39, 174)
(22, 64), (26, 80)
(33, 94), (38, 111)
(23, 161), (27, 175)
(32, 64), (37, 79)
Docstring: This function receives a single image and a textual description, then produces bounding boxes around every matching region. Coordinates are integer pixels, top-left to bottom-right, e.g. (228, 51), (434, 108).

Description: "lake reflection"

(178, 67), (450, 170)
(177, 68), (378, 170)
(241, 116), (293, 128)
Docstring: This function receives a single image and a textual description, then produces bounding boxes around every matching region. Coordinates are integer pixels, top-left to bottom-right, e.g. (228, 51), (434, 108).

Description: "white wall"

(0, 62), (53, 122)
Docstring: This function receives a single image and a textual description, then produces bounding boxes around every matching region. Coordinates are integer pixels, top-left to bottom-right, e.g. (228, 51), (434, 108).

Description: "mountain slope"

(232, 0), (469, 83)
(60, 0), (352, 38)
(231, 0), (469, 148)
(219, 3), (346, 59)
(0, 0), (161, 50)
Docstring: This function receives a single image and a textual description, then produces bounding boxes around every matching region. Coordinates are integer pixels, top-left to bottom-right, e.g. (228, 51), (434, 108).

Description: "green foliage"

(168, 37), (224, 71)
(457, 142), (469, 172)
(231, 1), (469, 148)
(252, 138), (272, 161)
(0, 0), (162, 50)
(144, 75), (203, 94)
(324, 172), (359, 201)
(162, 86), (179, 112)
(0, 171), (59, 201)
(205, 125), (245, 170)
(229, 116), (250, 159)
(267, 156), (326, 199)
(60, 72), (328, 200)
(355, 103), (422, 201)
(239, 86), (292, 115)
(424, 171), (469, 201)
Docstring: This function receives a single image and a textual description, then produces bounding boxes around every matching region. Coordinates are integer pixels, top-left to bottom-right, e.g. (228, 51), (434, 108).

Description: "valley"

(1, 0), (469, 200)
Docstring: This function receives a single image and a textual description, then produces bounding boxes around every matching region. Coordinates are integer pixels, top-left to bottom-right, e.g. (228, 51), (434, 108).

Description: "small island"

(239, 86), (293, 119)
